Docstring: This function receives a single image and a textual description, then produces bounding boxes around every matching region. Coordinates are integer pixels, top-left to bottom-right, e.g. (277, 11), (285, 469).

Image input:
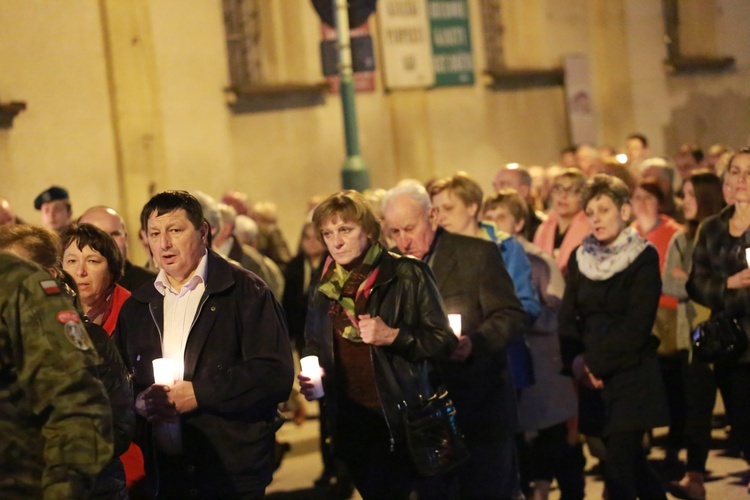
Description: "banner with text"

(377, 0), (435, 89)
(428, 0), (474, 86)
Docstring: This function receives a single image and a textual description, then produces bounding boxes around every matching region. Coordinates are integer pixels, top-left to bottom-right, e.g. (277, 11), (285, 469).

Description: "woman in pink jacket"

(534, 168), (591, 274)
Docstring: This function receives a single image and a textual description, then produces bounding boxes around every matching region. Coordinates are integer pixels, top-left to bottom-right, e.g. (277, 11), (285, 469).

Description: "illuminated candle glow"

(300, 355), (325, 399)
(448, 314), (462, 337)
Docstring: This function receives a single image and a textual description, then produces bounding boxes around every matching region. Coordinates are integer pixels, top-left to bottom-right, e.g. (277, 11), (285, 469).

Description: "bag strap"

(372, 347), (408, 410)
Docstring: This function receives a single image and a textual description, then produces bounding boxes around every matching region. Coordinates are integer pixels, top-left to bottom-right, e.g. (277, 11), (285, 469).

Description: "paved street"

(267, 398), (750, 499)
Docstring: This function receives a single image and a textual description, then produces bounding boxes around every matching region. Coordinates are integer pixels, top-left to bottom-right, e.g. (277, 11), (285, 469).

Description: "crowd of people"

(1, 136), (749, 500)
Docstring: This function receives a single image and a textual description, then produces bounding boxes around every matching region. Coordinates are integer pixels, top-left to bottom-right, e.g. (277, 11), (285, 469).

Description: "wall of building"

(1, 0), (748, 257)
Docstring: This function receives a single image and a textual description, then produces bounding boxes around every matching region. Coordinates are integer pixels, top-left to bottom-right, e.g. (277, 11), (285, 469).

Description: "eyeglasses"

(551, 185), (582, 195)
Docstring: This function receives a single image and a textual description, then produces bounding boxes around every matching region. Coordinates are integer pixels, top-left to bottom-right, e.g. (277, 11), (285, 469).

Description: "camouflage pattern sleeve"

(0, 257), (114, 499)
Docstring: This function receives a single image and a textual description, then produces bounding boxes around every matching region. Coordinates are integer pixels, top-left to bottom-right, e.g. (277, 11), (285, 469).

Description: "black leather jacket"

(304, 249), (457, 446)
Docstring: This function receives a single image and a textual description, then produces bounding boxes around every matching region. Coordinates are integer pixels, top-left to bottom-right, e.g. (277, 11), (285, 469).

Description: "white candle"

(448, 314), (462, 337)
(151, 358), (182, 454)
(152, 358), (177, 386)
(300, 355), (325, 399)
(745, 248), (750, 268)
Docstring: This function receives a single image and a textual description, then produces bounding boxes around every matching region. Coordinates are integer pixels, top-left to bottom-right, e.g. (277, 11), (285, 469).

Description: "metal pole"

(334, 0), (370, 191)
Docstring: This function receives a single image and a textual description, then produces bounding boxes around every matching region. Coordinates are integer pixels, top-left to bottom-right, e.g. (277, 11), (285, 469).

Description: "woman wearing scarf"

(298, 190), (458, 499)
(559, 174), (669, 500)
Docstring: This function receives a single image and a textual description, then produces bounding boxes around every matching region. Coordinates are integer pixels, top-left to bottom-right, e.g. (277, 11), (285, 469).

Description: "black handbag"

(374, 349), (469, 476)
(691, 312), (748, 363)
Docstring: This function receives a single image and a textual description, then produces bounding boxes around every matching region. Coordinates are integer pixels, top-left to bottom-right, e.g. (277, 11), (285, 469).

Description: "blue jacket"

(480, 222), (540, 389)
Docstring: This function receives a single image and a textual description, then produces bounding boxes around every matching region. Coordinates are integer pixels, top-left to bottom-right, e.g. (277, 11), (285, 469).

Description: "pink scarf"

(533, 210), (590, 274)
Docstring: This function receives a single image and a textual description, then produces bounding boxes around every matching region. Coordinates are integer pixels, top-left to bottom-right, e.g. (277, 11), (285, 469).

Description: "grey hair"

(192, 191), (222, 232)
(217, 203), (237, 228)
(383, 182), (432, 215)
(234, 215), (259, 246)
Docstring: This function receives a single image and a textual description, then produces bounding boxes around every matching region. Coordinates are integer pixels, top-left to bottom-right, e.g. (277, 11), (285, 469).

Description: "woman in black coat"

(298, 190), (458, 499)
(559, 174), (668, 500)
(687, 147), (750, 489)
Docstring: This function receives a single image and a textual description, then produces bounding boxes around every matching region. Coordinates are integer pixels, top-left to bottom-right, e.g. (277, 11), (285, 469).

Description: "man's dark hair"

(626, 133), (648, 148)
(140, 190), (205, 232)
(561, 145), (578, 155)
(61, 223), (125, 282)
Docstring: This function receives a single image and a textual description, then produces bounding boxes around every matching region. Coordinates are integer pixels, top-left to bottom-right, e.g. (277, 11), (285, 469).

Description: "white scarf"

(576, 227), (650, 281)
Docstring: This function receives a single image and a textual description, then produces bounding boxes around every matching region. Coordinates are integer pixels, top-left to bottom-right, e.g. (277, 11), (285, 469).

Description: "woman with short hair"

(298, 190), (459, 499)
(61, 223), (129, 334)
(559, 174), (668, 500)
(533, 168), (590, 274)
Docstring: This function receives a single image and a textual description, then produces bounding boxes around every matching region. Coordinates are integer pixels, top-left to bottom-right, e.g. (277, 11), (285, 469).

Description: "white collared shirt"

(154, 251), (209, 381)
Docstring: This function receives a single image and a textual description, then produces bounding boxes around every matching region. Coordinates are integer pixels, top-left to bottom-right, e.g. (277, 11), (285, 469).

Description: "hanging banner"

(427, 0), (474, 86)
(563, 54), (597, 145)
(377, 0), (435, 89)
(321, 22), (376, 94)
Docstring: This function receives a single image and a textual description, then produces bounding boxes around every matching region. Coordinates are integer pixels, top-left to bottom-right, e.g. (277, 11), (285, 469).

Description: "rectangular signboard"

(377, 0), (435, 89)
(428, 0), (474, 86)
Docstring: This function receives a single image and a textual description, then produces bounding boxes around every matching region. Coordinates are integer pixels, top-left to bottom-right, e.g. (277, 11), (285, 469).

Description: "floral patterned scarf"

(318, 243), (382, 342)
(576, 227), (650, 281)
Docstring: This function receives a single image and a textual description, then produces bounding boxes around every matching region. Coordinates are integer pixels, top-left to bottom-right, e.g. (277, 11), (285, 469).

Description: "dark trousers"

(659, 354), (687, 452)
(603, 431), (666, 500)
(334, 397), (416, 500)
(714, 361), (750, 463)
(417, 435), (520, 499)
(681, 351), (716, 472)
(517, 422), (586, 499)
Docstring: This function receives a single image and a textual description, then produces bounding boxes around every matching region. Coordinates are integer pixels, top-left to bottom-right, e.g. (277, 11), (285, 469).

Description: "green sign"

(427, 0), (474, 86)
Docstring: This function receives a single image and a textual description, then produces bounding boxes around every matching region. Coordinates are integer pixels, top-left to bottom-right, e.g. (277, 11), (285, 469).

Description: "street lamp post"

(334, 0), (370, 191)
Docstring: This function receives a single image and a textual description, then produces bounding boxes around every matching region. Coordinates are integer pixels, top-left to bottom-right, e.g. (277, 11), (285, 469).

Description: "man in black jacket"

(113, 191), (294, 498)
(384, 183), (527, 498)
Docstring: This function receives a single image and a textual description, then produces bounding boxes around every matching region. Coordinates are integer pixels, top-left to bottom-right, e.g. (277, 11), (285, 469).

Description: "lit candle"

(300, 355), (325, 399)
(150, 358), (182, 454)
(448, 314), (462, 337)
(152, 358), (177, 386)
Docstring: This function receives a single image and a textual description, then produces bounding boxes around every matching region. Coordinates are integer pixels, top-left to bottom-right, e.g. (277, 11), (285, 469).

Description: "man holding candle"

(383, 183), (527, 498)
(113, 191), (294, 498)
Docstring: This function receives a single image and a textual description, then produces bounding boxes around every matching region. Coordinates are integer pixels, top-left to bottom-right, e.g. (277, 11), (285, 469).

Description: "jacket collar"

(131, 249), (235, 304)
(427, 228), (458, 290)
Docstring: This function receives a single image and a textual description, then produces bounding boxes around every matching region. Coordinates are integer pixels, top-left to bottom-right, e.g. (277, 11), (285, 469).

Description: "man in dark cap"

(34, 186), (73, 235)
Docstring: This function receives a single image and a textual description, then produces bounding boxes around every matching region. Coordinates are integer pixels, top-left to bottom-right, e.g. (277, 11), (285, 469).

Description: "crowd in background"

(2, 135), (750, 500)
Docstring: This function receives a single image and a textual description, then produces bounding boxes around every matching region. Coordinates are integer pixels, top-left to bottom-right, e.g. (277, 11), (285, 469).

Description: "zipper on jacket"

(149, 303), (164, 346)
(147, 302), (164, 496)
(189, 293), (211, 333)
(369, 347), (397, 452)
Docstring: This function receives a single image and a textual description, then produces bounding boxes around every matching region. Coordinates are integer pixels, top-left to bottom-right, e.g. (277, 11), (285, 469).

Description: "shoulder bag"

(692, 311), (748, 363)
(374, 349), (469, 476)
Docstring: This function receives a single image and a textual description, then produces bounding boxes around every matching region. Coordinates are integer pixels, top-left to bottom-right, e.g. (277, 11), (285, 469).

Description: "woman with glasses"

(534, 168), (590, 274)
